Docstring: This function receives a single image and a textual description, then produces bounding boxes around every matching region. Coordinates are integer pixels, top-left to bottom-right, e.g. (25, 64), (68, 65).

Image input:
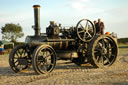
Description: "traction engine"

(9, 5), (118, 74)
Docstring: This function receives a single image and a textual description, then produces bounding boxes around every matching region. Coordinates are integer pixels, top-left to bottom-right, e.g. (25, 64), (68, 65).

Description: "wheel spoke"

(94, 50), (98, 53)
(16, 51), (20, 58)
(21, 49), (24, 56)
(43, 65), (48, 71)
(83, 49), (87, 52)
(14, 57), (18, 59)
(15, 63), (19, 67)
(78, 30), (84, 34)
(50, 63), (54, 66)
(102, 39), (105, 47)
(38, 61), (42, 65)
(18, 65), (24, 70)
(96, 56), (100, 62)
(44, 53), (53, 59)
(100, 56), (104, 65)
(85, 21), (88, 29)
(21, 49), (25, 57)
(19, 49), (23, 56)
(95, 52), (100, 57)
(14, 60), (18, 63)
(45, 61), (51, 66)
(105, 39), (109, 49)
(43, 63), (49, 71)
(104, 56), (111, 64)
(87, 33), (92, 38)
(108, 48), (112, 52)
(23, 50), (27, 57)
(41, 49), (47, 56)
(98, 42), (102, 48)
(95, 48), (101, 52)
(38, 59), (44, 62)
(39, 59), (52, 72)
(80, 23), (85, 30)
(18, 49), (22, 57)
(83, 32), (86, 40)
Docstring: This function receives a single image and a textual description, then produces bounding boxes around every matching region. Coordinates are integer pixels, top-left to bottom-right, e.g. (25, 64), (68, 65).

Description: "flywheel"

(76, 19), (96, 42)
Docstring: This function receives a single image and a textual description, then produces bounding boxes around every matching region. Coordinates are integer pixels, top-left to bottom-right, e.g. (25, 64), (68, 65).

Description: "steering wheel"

(76, 19), (96, 42)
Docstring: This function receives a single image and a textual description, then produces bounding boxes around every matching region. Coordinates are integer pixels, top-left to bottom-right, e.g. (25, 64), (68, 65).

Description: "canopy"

(0, 40), (14, 48)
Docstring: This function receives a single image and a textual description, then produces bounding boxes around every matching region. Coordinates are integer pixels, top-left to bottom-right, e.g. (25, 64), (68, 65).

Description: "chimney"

(33, 5), (40, 36)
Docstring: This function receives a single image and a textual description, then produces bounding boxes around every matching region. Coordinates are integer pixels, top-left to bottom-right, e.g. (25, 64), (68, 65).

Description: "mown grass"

(118, 43), (128, 56)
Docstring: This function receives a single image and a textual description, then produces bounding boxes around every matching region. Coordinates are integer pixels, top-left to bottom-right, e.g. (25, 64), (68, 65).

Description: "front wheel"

(32, 45), (56, 74)
(9, 44), (31, 73)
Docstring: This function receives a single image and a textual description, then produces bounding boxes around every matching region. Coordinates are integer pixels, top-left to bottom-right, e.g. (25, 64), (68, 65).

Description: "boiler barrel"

(25, 36), (76, 50)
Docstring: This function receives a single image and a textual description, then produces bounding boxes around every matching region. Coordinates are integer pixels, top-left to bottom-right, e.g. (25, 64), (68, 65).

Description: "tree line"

(1, 23), (24, 42)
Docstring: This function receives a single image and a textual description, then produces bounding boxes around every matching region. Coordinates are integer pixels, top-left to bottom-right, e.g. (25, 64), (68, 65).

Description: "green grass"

(118, 43), (128, 56)
(118, 43), (128, 48)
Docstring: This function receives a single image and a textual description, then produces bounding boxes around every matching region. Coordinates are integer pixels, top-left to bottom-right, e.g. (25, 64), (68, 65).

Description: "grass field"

(118, 43), (128, 56)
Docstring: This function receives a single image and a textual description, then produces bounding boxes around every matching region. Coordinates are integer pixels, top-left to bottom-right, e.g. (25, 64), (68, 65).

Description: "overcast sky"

(0, 0), (128, 41)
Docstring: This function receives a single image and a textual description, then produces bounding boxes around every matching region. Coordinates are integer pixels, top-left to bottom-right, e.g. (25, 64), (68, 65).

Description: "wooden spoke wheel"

(76, 19), (96, 42)
(9, 45), (31, 73)
(32, 45), (56, 74)
(88, 35), (118, 68)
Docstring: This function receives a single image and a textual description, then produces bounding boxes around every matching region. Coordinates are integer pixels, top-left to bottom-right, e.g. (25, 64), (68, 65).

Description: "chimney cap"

(33, 5), (40, 8)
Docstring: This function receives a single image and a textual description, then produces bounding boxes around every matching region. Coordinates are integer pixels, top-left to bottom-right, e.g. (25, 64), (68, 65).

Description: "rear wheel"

(32, 45), (56, 74)
(88, 35), (118, 68)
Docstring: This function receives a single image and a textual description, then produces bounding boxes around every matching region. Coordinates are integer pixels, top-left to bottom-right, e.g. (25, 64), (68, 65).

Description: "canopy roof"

(0, 40), (14, 46)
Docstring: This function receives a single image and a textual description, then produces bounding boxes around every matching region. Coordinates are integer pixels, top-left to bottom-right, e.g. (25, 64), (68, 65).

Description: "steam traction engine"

(9, 5), (118, 74)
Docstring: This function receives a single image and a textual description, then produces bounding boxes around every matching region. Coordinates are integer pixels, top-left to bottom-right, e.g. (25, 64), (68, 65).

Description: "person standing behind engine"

(95, 18), (104, 34)
(93, 20), (97, 31)
(94, 20), (96, 27)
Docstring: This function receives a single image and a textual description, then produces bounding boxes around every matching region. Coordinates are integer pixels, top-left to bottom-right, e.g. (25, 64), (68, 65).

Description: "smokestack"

(33, 5), (40, 36)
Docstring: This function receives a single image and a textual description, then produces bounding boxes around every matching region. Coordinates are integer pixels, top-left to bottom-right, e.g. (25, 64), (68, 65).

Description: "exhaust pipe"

(33, 5), (40, 36)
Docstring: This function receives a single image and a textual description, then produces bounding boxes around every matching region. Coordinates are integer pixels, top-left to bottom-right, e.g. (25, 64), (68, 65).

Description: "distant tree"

(1, 23), (24, 42)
